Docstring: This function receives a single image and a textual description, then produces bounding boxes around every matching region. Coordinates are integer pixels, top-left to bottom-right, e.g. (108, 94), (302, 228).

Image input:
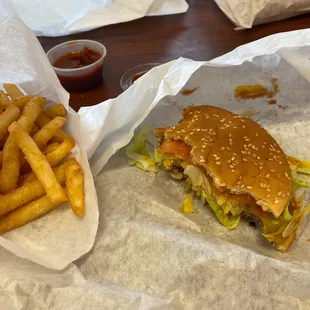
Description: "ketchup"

(53, 46), (103, 92)
(53, 47), (101, 69)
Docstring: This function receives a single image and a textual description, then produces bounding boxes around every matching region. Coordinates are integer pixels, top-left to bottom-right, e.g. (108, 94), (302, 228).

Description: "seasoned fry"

(3, 83), (23, 99)
(65, 158), (84, 216)
(43, 142), (60, 154)
(36, 111), (72, 142)
(0, 96), (46, 193)
(0, 194), (68, 234)
(0, 164), (66, 216)
(8, 122), (67, 205)
(0, 136), (20, 194)
(45, 104), (67, 118)
(33, 116), (67, 149)
(30, 124), (39, 136)
(11, 96), (35, 110)
(0, 105), (20, 140)
(24, 139), (75, 183)
(18, 96), (46, 133)
(0, 91), (11, 109)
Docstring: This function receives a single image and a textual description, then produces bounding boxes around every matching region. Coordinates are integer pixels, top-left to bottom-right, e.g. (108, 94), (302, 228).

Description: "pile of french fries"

(0, 83), (84, 233)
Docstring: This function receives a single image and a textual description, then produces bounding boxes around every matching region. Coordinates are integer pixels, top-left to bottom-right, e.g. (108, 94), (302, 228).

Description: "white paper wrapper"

(3, 16), (310, 309)
(214, 0), (310, 29)
(0, 16), (99, 270)
(0, 0), (188, 36)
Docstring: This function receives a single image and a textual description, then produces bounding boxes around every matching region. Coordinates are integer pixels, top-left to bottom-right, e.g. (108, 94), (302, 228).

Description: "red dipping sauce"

(47, 40), (107, 92)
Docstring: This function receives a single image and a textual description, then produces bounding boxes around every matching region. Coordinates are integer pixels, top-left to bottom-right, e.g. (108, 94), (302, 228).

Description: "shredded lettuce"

(202, 191), (240, 230)
(288, 155), (310, 175)
(126, 128), (158, 172)
(283, 203), (293, 222)
(184, 165), (240, 229)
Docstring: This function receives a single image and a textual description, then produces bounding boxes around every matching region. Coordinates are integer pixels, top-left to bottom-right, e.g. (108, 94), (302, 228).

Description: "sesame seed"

(205, 114), (209, 118)
(189, 112), (193, 115)
(229, 133), (232, 137)
(228, 160), (232, 164)
(241, 185), (245, 189)
(268, 158), (273, 161)
(231, 156), (235, 161)
(253, 162), (258, 166)
(267, 189), (270, 192)
(196, 128), (201, 132)
(247, 186), (252, 189)
(190, 132), (194, 135)
(231, 169), (235, 173)
(229, 142), (233, 146)
(213, 114), (219, 117)
(242, 158), (247, 162)
(277, 174), (280, 179)
(260, 183), (264, 188)
(285, 172), (289, 178)
(181, 129), (186, 133)
(279, 162), (282, 165)
(257, 156), (260, 160)
(271, 169), (275, 172)
(245, 139), (250, 142)
(239, 176), (242, 180)
(233, 153), (237, 156)
(266, 174), (270, 178)
(220, 183), (226, 187)
(262, 145), (266, 149)
(212, 132), (216, 136)
(221, 146), (225, 151)
(251, 145), (256, 150)
(267, 194), (271, 198)
(202, 145), (206, 149)
(242, 126), (246, 128)
(278, 191), (282, 196)
(237, 181), (241, 185)
(229, 165), (235, 169)
(256, 133), (259, 137)
(220, 118), (225, 123)
(253, 154), (257, 158)
(200, 159), (205, 163)
(176, 131), (180, 134)
(213, 154), (217, 157)
(274, 199), (279, 204)
(259, 162), (263, 166)
(259, 166), (263, 170)
(215, 161), (221, 165)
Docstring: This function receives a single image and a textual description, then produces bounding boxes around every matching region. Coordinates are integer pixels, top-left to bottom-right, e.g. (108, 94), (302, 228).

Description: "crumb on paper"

(180, 194), (195, 214)
(268, 99), (277, 105)
(180, 87), (198, 96)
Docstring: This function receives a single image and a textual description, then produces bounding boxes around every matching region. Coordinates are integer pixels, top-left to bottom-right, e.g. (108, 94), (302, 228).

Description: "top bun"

(164, 105), (292, 218)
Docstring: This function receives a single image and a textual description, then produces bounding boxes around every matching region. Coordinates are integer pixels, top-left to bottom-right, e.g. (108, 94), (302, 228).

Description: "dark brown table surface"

(39, 0), (310, 112)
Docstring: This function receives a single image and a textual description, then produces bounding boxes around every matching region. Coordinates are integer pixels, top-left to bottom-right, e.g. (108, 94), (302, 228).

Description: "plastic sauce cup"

(47, 40), (107, 92)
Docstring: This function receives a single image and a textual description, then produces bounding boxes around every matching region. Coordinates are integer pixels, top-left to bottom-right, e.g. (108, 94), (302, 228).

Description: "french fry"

(18, 96), (46, 133)
(33, 116), (67, 150)
(10, 95), (35, 110)
(0, 194), (68, 234)
(23, 139), (75, 183)
(43, 142), (60, 154)
(8, 122), (67, 205)
(3, 83), (23, 99)
(0, 164), (66, 216)
(0, 96), (46, 193)
(45, 104), (67, 118)
(0, 136), (20, 194)
(30, 124), (39, 136)
(65, 158), (84, 216)
(0, 105), (20, 140)
(36, 111), (72, 142)
(0, 91), (11, 109)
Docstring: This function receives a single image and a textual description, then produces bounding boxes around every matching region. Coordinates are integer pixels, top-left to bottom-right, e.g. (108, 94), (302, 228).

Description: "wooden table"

(39, 0), (310, 112)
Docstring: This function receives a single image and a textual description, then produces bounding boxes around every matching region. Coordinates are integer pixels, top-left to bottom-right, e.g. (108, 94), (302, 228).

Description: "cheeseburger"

(152, 105), (309, 252)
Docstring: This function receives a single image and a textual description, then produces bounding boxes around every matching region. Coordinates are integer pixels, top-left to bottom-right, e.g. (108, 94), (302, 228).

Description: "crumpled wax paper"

(214, 0), (310, 29)
(0, 16), (99, 270)
(3, 16), (310, 309)
(0, 0), (188, 36)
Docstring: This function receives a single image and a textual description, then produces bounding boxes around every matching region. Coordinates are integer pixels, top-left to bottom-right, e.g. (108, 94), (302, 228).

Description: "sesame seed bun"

(164, 105), (293, 218)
